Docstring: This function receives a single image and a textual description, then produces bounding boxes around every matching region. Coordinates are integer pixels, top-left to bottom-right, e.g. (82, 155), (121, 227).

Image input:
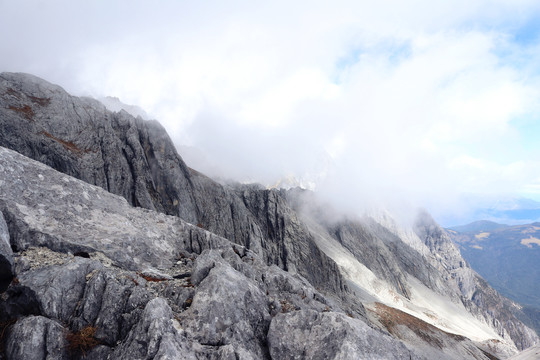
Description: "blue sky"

(1, 0), (540, 225)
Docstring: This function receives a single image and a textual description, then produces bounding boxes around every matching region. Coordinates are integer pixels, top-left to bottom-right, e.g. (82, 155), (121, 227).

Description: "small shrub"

(66, 326), (100, 357)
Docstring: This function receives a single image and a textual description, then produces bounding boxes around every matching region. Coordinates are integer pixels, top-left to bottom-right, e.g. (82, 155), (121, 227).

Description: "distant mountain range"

(447, 221), (540, 334)
(437, 196), (540, 228)
(448, 220), (509, 233)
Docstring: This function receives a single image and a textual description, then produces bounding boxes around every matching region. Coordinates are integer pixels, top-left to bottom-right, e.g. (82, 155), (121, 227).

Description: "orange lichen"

(8, 105), (34, 120)
(40, 130), (92, 155)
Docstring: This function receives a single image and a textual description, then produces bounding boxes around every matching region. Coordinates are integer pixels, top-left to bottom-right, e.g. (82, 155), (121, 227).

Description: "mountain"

(438, 195), (540, 227)
(449, 220), (509, 233)
(448, 222), (540, 336)
(0, 72), (538, 359)
(448, 222), (540, 308)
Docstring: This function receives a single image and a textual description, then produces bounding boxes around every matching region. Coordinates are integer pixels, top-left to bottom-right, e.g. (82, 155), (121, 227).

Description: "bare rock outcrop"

(6, 316), (69, 360)
(267, 309), (422, 360)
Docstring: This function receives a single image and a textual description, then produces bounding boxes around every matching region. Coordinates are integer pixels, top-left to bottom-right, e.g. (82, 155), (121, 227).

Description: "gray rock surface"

(6, 315), (68, 360)
(0, 212), (13, 291)
(366, 302), (503, 360)
(268, 309), (422, 360)
(0, 145), (228, 271)
(289, 188), (538, 354)
(0, 145), (348, 359)
(111, 298), (197, 360)
(182, 258), (272, 358)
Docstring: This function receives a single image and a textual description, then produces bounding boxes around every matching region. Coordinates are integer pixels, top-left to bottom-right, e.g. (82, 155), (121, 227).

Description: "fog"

(2, 0), (540, 226)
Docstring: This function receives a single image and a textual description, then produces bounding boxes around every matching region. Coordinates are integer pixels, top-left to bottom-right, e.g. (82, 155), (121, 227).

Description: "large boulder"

(6, 316), (69, 360)
(111, 298), (197, 360)
(0, 145), (229, 271)
(267, 309), (422, 360)
(182, 257), (272, 359)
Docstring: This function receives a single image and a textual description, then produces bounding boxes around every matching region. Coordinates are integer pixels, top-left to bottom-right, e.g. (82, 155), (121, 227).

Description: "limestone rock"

(0, 146), (229, 271)
(181, 262), (272, 358)
(267, 309), (422, 360)
(1, 73), (538, 359)
(111, 298), (197, 360)
(6, 315), (69, 360)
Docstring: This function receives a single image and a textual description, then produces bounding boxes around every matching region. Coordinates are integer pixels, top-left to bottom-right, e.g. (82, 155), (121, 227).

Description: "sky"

(2, 0), (540, 226)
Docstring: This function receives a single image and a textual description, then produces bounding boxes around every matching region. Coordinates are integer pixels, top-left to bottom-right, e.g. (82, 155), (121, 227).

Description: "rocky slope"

(0, 72), (344, 297)
(0, 145), (414, 359)
(0, 72), (538, 359)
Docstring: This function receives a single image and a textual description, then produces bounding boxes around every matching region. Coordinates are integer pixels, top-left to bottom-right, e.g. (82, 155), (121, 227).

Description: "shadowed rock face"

(0, 72), (196, 218)
(0, 73), (538, 359)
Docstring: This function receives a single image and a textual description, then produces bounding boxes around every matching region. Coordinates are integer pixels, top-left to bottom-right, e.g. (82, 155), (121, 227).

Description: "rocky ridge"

(0, 146), (415, 359)
(0, 72), (538, 359)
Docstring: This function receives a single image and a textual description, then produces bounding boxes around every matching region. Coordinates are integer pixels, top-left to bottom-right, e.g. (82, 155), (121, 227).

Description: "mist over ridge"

(3, 0), (540, 227)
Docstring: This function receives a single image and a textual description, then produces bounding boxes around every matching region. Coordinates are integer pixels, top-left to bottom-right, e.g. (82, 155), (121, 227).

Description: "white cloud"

(2, 0), (540, 223)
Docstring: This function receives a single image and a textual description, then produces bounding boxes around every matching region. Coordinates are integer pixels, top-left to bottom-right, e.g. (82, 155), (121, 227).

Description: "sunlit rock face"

(0, 73), (538, 359)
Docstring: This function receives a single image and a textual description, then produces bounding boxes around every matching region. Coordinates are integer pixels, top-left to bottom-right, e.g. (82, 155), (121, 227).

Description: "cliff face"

(0, 72), (537, 359)
(286, 192), (538, 355)
(0, 72), (345, 297)
(414, 212), (539, 351)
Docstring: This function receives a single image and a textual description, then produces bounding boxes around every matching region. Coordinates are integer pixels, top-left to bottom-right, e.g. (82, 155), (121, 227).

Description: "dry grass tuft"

(280, 300), (295, 313)
(66, 325), (100, 357)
